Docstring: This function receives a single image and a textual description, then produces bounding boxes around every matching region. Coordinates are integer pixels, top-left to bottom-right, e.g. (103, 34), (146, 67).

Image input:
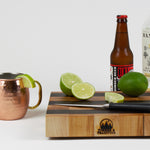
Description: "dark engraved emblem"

(97, 118), (116, 134)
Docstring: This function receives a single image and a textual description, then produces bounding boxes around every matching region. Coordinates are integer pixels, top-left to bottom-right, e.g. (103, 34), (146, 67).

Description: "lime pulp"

(105, 92), (124, 103)
(71, 82), (95, 100)
(16, 74), (36, 88)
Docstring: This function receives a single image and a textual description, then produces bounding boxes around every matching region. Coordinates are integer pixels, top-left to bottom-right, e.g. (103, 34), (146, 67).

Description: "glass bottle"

(142, 17), (150, 90)
(110, 15), (133, 91)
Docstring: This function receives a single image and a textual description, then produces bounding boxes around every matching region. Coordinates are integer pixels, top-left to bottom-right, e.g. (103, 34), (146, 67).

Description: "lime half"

(16, 74), (36, 88)
(60, 73), (82, 96)
(71, 82), (95, 100)
(105, 92), (124, 103)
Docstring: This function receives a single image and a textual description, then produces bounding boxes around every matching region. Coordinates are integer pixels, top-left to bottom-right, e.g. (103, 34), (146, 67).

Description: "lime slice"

(60, 73), (82, 96)
(71, 82), (95, 100)
(105, 92), (124, 103)
(16, 74), (36, 88)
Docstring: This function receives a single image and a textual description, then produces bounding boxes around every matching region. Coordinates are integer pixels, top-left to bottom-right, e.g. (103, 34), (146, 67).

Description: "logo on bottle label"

(97, 118), (116, 135)
(110, 64), (133, 91)
(143, 33), (150, 38)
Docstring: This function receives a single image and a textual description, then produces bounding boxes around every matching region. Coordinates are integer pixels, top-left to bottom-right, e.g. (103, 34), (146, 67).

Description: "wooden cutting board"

(46, 91), (150, 138)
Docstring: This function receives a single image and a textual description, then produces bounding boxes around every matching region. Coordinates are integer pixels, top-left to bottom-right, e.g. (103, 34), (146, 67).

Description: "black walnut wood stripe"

(50, 92), (105, 97)
(50, 92), (150, 97)
(49, 101), (106, 105)
(49, 101), (150, 106)
(46, 109), (144, 114)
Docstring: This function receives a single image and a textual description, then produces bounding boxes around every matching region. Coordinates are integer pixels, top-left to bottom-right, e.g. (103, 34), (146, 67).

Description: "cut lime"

(16, 74), (36, 88)
(60, 73), (82, 96)
(71, 82), (95, 100)
(105, 92), (124, 103)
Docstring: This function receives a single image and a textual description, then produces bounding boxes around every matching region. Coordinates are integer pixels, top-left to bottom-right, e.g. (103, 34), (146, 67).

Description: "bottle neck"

(114, 22), (130, 49)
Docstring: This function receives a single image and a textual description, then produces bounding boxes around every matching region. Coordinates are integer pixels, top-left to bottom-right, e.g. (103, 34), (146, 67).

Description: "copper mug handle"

(28, 80), (42, 109)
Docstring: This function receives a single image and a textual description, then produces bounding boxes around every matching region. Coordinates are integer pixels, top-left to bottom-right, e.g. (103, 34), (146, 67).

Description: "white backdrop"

(0, 0), (150, 149)
(0, 0), (149, 99)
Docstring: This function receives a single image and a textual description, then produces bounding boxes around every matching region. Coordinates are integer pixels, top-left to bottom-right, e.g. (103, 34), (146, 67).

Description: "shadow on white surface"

(24, 109), (46, 119)
(49, 136), (150, 140)
(16, 108), (47, 140)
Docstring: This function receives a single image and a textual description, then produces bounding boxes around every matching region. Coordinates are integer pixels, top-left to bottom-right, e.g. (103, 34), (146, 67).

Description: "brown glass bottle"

(110, 15), (133, 91)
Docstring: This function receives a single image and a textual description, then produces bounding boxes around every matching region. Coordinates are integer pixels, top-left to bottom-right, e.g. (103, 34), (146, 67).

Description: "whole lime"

(118, 72), (148, 97)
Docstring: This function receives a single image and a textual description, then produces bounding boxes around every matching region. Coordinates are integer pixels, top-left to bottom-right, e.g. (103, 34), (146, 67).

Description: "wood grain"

(46, 91), (150, 137)
(144, 114), (150, 136)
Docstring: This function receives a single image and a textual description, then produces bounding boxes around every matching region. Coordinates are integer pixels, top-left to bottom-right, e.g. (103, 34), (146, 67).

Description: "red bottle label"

(110, 64), (133, 91)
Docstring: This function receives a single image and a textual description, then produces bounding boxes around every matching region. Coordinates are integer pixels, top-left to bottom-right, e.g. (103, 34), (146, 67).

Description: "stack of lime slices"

(60, 73), (95, 100)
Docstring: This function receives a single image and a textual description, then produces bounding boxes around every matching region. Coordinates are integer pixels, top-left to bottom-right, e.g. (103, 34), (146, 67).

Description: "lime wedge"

(71, 82), (95, 100)
(60, 73), (82, 96)
(16, 74), (36, 88)
(105, 92), (124, 103)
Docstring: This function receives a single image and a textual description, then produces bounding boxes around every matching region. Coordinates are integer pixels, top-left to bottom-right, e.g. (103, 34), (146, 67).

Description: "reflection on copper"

(0, 73), (42, 120)
(0, 78), (29, 120)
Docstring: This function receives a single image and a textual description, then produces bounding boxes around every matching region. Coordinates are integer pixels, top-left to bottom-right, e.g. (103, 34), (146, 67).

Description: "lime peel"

(16, 74), (36, 88)
(60, 73), (82, 96)
(118, 72), (148, 97)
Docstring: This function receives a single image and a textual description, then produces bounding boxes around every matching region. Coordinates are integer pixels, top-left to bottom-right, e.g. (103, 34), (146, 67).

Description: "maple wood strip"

(144, 114), (150, 136)
(50, 96), (150, 102)
(46, 113), (144, 137)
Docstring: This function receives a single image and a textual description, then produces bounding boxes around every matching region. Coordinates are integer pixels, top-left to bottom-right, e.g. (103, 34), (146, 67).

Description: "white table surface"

(0, 94), (149, 150)
(0, 0), (150, 149)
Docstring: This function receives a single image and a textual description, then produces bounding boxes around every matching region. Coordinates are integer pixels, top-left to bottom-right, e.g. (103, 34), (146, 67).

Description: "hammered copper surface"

(0, 78), (29, 120)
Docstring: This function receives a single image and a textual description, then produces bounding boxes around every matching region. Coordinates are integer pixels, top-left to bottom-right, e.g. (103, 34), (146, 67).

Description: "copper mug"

(0, 73), (42, 120)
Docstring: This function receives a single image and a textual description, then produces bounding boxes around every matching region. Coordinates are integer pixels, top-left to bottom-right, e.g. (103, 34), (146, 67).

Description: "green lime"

(105, 92), (124, 103)
(118, 72), (148, 97)
(16, 74), (36, 88)
(60, 73), (82, 96)
(71, 82), (95, 100)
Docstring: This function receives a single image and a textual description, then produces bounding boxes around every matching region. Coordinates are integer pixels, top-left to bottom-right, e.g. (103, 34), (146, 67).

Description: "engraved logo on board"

(97, 118), (116, 135)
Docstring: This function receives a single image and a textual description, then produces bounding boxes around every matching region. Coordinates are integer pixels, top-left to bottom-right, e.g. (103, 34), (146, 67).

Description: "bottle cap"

(117, 15), (128, 19)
